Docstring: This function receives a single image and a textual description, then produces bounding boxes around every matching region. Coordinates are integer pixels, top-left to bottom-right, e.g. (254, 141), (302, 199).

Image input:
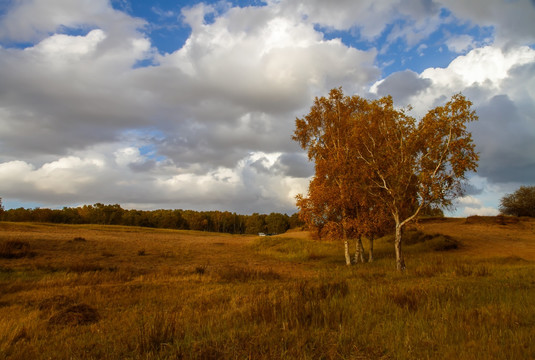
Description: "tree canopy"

(499, 186), (535, 217)
(294, 88), (478, 270)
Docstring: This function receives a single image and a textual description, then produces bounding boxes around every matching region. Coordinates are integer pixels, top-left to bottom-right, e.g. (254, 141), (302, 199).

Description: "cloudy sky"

(0, 0), (534, 216)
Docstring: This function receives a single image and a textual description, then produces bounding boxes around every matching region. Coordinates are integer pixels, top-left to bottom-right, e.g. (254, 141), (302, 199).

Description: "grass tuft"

(0, 241), (34, 259)
(217, 266), (281, 282)
(38, 295), (76, 312)
(67, 263), (105, 273)
(390, 287), (426, 312)
(194, 265), (206, 275)
(48, 304), (100, 326)
(137, 311), (182, 354)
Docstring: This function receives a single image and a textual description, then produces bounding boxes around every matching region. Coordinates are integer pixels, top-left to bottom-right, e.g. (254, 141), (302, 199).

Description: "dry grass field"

(0, 217), (534, 359)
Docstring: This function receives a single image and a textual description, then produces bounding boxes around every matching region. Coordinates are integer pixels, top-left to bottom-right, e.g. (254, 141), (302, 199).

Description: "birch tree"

(294, 89), (478, 270)
(293, 88), (368, 265)
(353, 93), (478, 270)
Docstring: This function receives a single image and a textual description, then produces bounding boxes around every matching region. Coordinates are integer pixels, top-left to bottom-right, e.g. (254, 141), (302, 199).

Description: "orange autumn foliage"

(294, 88), (478, 270)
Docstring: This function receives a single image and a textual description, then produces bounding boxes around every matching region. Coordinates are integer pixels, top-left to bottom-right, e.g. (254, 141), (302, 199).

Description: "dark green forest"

(0, 203), (303, 234)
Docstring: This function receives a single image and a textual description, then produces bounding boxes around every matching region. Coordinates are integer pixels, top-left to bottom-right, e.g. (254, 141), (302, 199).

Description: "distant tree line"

(0, 202), (304, 234)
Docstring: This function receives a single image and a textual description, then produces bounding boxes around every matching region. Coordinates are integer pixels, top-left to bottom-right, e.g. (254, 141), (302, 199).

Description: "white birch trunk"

(344, 239), (351, 265)
(395, 222), (405, 271)
(354, 235), (365, 263)
(368, 236), (374, 262)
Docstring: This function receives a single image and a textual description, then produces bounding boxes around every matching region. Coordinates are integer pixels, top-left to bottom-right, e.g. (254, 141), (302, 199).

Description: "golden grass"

(0, 219), (534, 359)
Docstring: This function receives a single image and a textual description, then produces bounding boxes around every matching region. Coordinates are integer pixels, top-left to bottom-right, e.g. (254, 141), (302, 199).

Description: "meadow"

(0, 217), (534, 359)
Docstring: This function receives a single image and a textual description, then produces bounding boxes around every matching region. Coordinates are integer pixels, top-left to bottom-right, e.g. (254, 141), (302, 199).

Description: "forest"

(0, 203), (302, 235)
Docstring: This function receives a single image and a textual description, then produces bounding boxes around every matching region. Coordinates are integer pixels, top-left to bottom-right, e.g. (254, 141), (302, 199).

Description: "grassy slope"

(0, 218), (534, 360)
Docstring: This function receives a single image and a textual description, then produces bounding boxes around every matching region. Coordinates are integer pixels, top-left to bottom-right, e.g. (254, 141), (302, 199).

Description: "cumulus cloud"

(453, 193), (499, 217)
(0, 0), (533, 215)
(0, 146), (309, 213)
(0, 0), (381, 212)
(445, 34), (475, 53)
(283, 0), (441, 45)
(374, 44), (535, 217)
(440, 0), (535, 46)
(373, 70), (432, 104)
(0, 0), (145, 43)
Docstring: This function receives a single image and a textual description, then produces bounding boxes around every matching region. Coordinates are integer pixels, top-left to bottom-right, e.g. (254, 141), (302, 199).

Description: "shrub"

(499, 185), (535, 217)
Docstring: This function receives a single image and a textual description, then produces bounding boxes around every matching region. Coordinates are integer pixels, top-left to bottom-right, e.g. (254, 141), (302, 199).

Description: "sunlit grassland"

(0, 219), (534, 359)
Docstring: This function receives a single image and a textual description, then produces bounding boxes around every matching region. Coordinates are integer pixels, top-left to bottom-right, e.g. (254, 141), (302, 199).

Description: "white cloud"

(374, 44), (535, 219)
(0, 0), (145, 43)
(456, 196), (482, 207)
(439, 0), (535, 46)
(461, 206), (499, 217)
(445, 34), (474, 53)
(0, 0), (533, 216)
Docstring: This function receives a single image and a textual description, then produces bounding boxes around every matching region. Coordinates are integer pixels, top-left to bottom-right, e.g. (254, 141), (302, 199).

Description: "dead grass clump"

(390, 287), (427, 312)
(475, 265), (491, 277)
(307, 252), (327, 260)
(414, 263), (444, 277)
(194, 265), (206, 275)
(9, 327), (30, 345)
(48, 304), (100, 326)
(404, 230), (434, 245)
(137, 311), (183, 354)
(453, 264), (474, 276)
(492, 255), (529, 264)
(0, 265), (14, 273)
(297, 280), (349, 301)
(191, 341), (224, 359)
(67, 263), (105, 273)
(432, 235), (459, 251)
(0, 240), (34, 259)
(452, 263), (491, 277)
(217, 266), (280, 282)
(248, 280), (349, 329)
(38, 295), (76, 312)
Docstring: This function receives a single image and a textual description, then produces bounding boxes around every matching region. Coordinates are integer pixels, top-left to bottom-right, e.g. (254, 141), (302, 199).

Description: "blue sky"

(0, 0), (534, 216)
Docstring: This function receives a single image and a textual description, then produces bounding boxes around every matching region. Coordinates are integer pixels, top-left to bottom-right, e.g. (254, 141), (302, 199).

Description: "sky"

(0, 0), (534, 216)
